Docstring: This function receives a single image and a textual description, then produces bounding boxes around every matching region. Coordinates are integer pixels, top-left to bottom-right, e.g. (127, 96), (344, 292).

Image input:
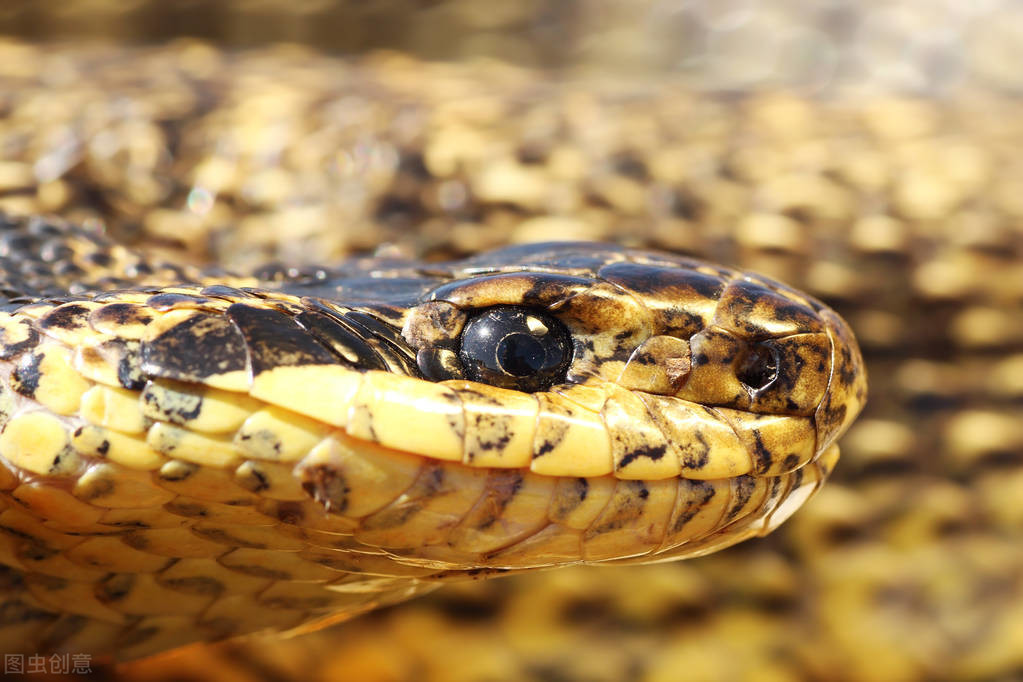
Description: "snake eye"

(459, 306), (572, 392)
(737, 343), (779, 392)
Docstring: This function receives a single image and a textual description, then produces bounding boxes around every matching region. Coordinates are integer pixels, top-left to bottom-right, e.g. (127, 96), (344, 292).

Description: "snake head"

(389, 241), (867, 564)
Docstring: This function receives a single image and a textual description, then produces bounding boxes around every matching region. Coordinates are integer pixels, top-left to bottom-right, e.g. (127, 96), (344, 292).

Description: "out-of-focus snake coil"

(0, 215), (864, 660)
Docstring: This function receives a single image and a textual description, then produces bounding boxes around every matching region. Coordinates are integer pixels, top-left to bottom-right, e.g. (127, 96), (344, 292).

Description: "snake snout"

(815, 306), (868, 454)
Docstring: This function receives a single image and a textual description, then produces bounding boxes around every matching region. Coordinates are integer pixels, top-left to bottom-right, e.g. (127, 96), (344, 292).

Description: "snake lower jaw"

(289, 422), (839, 574)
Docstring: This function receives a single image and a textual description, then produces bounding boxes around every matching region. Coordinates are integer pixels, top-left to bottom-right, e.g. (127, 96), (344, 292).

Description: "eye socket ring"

(458, 306), (572, 392)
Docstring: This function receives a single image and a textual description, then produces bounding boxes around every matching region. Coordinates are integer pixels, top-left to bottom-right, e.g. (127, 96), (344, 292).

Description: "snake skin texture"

(0, 37), (1021, 682)
(0, 215), (863, 660)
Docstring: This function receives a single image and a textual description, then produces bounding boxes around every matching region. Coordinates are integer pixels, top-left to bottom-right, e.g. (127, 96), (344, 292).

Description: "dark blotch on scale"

(226, 304), (337, 373)
(141, 312), (248, 383)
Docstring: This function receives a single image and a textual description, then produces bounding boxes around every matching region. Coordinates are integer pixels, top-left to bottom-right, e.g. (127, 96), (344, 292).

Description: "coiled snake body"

(0, 215), (864, 660)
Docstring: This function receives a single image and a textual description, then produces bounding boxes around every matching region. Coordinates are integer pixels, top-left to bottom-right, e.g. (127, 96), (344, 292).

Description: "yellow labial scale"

(24, 575), (127, 624)
(641, 394), (753, 479)
(72, 426), (167, 471)
(234, 406), (332, 462)
(219, 547), (345, 582)
(678, 477), (738, 540)
(144, 309), (250, 392)
(96, 573), (217, 617)
(348, 371), (465, 462)
(548, 475), (617, 529)
(157, 460), (260, 504)
(146, 423), (240, 468)
(444, 380), (539, 468)
(0, 411), (79, 476)
(250, 364), (363, 428)
(297, 433), (423, 517)
(65, 536), (172, 573)
(157, 557), (273, 596)
(449, 470), (557, 554)
(714, 408), (818, 475)
(125, 527), (231, 559)
(165, 496), (277, 526)
(79, 385), (146, 434)
(73, 462), (175, 508)
(11, 483), (104, 528)
(198, 594), (306, 638)
(530, 392), (613, 477)
(487, 523), (583, 567)
(552, 384), (609, 413)
(234, 460), (310, 501)
(21, 344), (91, 416)
(192, 522), (306, 552)
(355, 463), (490, 549)
(603, 386), (682, 480)
(115, 616), (207, 661)
(142, 380), (262, 434)
(583, 478), (678, 561)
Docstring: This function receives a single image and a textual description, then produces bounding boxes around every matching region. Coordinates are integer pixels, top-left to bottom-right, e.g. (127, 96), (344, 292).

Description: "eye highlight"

(459, 306), (572, 392)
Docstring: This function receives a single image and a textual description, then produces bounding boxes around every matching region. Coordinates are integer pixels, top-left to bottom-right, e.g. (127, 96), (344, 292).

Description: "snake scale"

(0, 212), (865, 660)
(0, 36), (1021, 682)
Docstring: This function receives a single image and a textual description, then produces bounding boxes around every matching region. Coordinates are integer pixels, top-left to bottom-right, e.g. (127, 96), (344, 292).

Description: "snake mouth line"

(292, 421), (839, 571)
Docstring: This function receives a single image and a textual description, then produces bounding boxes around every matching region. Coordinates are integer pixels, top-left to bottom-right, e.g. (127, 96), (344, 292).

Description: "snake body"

(0, 215), (864, 660)
(2, 36), (1019, 682)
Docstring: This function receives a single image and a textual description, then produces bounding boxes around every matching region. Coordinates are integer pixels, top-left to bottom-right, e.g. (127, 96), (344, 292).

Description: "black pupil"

(497, 332), (545, 376)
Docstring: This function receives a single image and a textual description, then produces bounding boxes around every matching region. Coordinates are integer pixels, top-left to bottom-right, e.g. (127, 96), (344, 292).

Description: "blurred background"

(3, 2), (1023, 681)
(2, 0), (1023, 92)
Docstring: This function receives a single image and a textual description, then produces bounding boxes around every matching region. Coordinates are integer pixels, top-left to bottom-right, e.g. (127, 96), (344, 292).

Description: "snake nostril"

(737, 343), (779, 392)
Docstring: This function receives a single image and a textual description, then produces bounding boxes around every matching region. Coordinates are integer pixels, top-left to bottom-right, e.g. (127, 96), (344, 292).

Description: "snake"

(0, 212), (865, 661)
(2, 35), (1022, 681)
